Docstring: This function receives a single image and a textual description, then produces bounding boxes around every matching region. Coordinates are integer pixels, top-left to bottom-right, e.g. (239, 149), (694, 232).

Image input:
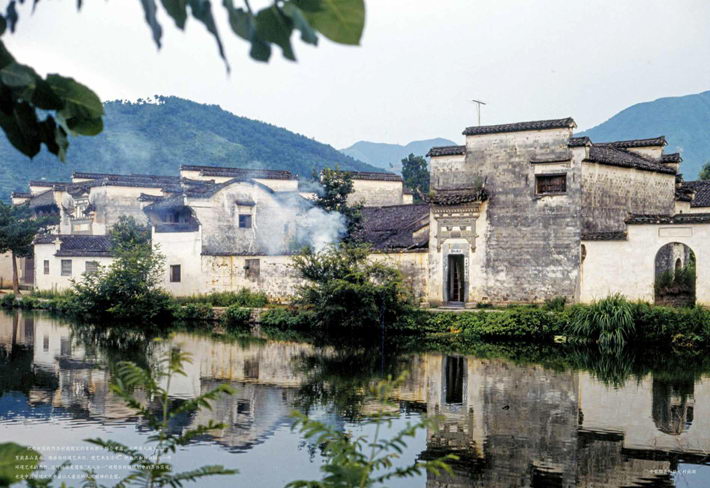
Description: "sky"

(6, 0), (710, 149)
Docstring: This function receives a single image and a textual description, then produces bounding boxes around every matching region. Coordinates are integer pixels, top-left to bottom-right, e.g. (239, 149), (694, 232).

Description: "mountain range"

(577, 90), (710, 179)
(340, 138), (456, 172)
(342, 90), (710, 179)
(0, 96), (379, 198)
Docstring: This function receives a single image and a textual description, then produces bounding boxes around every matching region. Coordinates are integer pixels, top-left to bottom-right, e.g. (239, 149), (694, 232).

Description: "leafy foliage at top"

(0, 201), (57, 258)
(699, 161), (710, 181)
(313, 167), (363, 239)
(400, 153), (428, 202)
(0, 0), (365, 173)
(0, 97), (378, 198)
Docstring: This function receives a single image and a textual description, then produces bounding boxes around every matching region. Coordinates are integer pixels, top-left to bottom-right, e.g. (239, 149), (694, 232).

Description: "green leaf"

(188, 0), (229, 71)
(46, 74), (104, 136)
(0, 442), (40, 486)
(0, 41), (15, 70)
(283, 3), (318, 45)
(161, 0), (188, 29)
(0, 102), (41, 158)
(0, 63), (36, 89)
(255, 6), (296, 61)
(222, 0), (271, 62)
(31, 78), (63, 111)
(140, 0), (163, 48)
(0, 15), (6, 36)
(298, 0), (364, 45)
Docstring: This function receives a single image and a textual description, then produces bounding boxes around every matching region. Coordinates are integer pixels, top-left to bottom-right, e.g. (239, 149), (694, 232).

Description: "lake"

(1, 310), (709, 487)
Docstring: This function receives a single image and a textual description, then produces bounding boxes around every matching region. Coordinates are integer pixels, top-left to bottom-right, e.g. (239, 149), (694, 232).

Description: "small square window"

(245, 259), (260, 280)
(170, 264), (181, 283)
(239, 214), (252, 228)
(536, 174), (567, 195)
(61, 259), (72, 276)
(43, 260), (49, 275)
(85, 261), (99, 274)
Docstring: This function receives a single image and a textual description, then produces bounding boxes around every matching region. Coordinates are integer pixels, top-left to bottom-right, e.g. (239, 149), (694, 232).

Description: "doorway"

(447, 254), (465, 304)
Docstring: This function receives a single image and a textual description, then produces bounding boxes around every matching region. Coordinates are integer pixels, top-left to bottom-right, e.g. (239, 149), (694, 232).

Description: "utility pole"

(471, 99), (486, 126)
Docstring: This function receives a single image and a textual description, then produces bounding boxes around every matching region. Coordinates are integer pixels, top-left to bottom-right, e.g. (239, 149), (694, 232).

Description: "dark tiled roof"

(29, 180), (70, 190)
(626, 213), (710, 225)
(581, 231), (627, 241)
(463, 117), (576, 136)
(662, 153), (682, 163)
(11, 192), (31, 199)
(53, 235), (113, 257)
(584, 145), (676, 175)
(568, 136), (591, 147)
(181, 165), (297, 180)
(426, 188), (488, 206)
(680, 181), (710, 207)
(600, 137), (667, 148)
(346, 171), (402, 182)
(403, 187), (414, 195)
(356, 204), (429, 250)
(426, 145), (465, 157)
(138, 193), (164, 202)
(73, 172), (178, 183)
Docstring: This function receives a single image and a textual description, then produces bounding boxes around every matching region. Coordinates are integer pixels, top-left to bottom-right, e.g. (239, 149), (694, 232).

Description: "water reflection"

(0, 311), (709, 487)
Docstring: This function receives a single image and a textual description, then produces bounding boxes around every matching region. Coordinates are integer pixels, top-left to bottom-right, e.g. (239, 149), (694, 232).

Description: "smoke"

(252, 190), (346, 255)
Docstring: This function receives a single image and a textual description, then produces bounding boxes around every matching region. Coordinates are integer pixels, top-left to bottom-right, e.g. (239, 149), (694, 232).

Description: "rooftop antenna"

(471, 99), (486, 126)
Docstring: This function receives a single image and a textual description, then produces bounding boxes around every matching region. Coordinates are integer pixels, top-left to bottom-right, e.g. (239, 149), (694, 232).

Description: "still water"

(1, 311), (709, 487)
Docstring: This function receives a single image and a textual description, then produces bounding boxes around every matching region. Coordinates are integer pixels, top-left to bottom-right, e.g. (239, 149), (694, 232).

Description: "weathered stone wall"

(370, 250), (428, 304)
(580, 222), (710, 305)
(581, 163), (675, 232)
(89, 186), (159, 235)
(466, 128), (582, 304)
(201, 254), (302, 301)
(348, 179), (404, 207)
(429, 154), (467, 190)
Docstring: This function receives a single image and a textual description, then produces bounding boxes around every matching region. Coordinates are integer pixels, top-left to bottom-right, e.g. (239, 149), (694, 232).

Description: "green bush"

(15, 295), (40, 310)
(260, 308), (317, 330)
(175, 302), (214, 322)
(631, 302), (709, 348)
(567, 294), (635, 352)
(292, 244), (410, 329)
(176, 289), (268, 308)
(222, 305), (252, 329)
(0, 293), (15, 308)
(544, 296), (567, 311)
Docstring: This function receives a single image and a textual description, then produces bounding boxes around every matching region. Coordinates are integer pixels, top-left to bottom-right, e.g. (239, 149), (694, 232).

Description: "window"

(245, 259), (260, 280)
(170, 265), (181, 283)
(535, 174), (566, 195)
(239, 214), (252, 228)
(61, 259), (72, 276)
(43, 335), (49, 352)
(85, 261), (99, 274)
(43, 260), (49, 275)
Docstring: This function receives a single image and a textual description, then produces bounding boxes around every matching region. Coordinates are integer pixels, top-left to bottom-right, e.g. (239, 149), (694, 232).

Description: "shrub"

(567, 294), (635, 352)
(292, 244), (410, 329)
(544, 296), (567, 311)
(222, 305), (252, 329)
(15, 295), (40, 310)
(175, 302), (214, 322)
(0, 293), (15, 308)
(260, 308), (317, 330)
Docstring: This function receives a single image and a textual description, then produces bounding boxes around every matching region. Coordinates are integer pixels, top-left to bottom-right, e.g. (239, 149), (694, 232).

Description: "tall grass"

(175, 289), (268, 308)
(568, 294), (635, 353)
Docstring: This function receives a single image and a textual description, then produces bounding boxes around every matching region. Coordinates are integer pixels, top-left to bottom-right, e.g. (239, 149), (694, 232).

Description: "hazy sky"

(6, 0), (710, 149)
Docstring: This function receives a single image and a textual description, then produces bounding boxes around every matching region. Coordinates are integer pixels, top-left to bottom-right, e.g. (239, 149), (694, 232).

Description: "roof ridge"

(463, 117), (576, 136)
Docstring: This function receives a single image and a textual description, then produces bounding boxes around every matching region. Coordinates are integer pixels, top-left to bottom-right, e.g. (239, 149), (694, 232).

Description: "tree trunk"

(11, 251), (20, 295)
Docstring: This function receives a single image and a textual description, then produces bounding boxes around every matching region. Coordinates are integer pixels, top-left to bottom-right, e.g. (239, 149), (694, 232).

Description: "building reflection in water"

(1, 312), (709, 487)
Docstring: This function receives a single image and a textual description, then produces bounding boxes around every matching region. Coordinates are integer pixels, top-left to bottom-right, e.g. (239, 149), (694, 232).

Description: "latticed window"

(536, 174), (566, 194)
(43, 260), (49, 275)
(239, 214), (252, 228)
(60, 259), (72, 276)
(85, 261), (99, 274)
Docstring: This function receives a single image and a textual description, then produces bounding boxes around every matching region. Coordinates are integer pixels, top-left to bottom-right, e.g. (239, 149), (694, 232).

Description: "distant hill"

(578, 90), (710, 179)
(0, 96), (380, 198)
(340, 138), (457, 172)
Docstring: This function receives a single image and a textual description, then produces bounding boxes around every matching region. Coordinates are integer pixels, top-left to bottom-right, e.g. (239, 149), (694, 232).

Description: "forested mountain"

(0, 96), (379, 198)
(340, 137), (456, 172)
(579, 90), (710, 179)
